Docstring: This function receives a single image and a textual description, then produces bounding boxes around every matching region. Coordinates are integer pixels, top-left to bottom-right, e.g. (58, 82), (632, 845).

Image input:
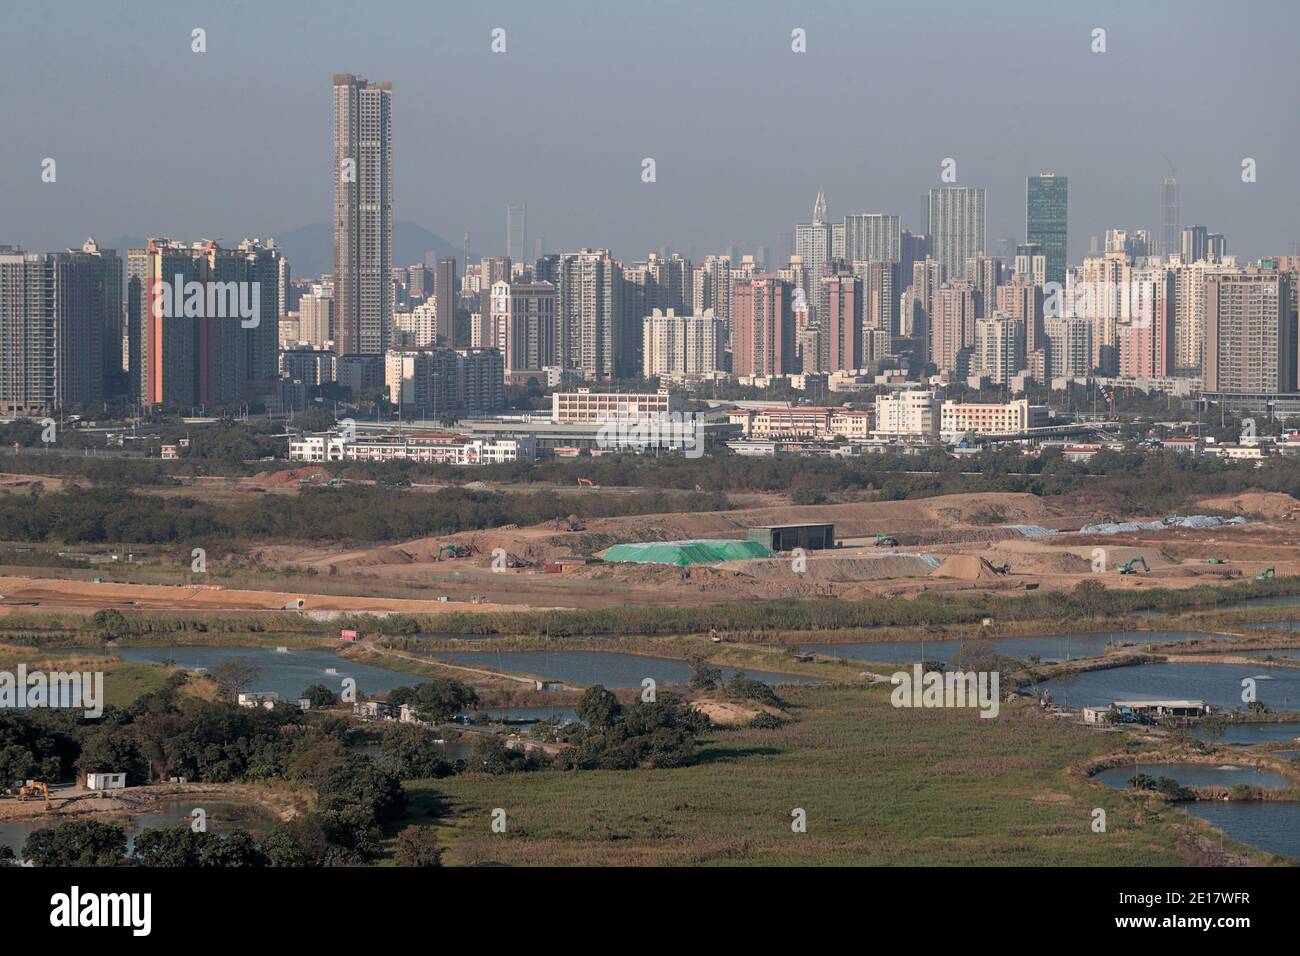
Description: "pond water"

(0, 797), (276, 860)
(796, 632), (1219, 667)
(1196, 721), (1300, 745)
(1181, 802), (1300, 860)
(474, 706), (579, 725)
(1093, 762), (1294, 790)
(430, 650), (820, 688)
(1040, 662), (1300, 711)
(116, 646), (417, 700)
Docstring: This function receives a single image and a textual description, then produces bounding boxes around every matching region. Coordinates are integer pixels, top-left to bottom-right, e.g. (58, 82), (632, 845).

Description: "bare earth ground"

(0, 780), (306, 823)
(3, 488), (1300, 613)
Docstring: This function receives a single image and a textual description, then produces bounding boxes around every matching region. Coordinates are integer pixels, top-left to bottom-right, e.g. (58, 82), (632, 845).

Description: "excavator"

(17, 781), (50, 807)
(435, 543), (476, 561)
(990, 562), (1012, 575)
(1256, 567), (1276, 581)
(576, 477), (600, 489)
(875, 533), (899, 547)
(552, 514), (585, 532)
(1117, 556), (1149, 575)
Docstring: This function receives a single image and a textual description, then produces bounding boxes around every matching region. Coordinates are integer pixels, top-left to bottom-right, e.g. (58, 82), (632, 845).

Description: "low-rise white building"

(940, 399), (1048, 441)
(290, 432), (536, 465)
(551, 387), (683, 423)
(237, 692), (281, 710)
(872, 389), (941, 440)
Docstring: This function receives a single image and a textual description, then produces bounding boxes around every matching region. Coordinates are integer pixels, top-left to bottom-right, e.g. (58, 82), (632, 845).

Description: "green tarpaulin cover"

(602, 540), (772, 566)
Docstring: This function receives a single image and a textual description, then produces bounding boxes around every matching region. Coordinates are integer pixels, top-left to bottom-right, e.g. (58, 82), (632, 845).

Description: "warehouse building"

(747, 523), (836, 552)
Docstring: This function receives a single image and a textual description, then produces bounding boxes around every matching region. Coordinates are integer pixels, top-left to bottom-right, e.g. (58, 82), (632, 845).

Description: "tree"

(75, 725), (149, 785)
(379, 723), (452, 779)
(301, 683), (338, 708)
(261, 816), (331, 867)
(133, 826), (208, 866)
(198, 829), (267, 867)
(408, 679), (479, 723)
(393, 825), (442, 867)
(576, 685), (621, 731)
(23, 820), (127, 866)
(91, 608), (130, 640)
(1071, 579), (1107, 617)
(469, 735), (549, 775)
(687, 652), (722, 690)
(208, 657), (262, 702)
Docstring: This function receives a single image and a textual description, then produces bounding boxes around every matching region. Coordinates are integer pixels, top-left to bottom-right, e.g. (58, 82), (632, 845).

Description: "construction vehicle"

(576, 477), (600, 489)
(875, 533), (899, 547)
(1117, 556), (1149, 575)
(1207, 558), (1225, 565)
(18, 781), (50, 805)
(990, 562), (1012, 575)
(552, 514), (585, 532)
(435, 543), (476, 561)
(1257, 567), (1276, 581)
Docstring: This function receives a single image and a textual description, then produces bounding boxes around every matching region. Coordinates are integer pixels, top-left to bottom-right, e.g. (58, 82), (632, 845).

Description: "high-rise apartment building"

(641, 309), (724, 381)
(843, 214), (901, 264)
(998, 276), (1045, 355)
(435, 257), (461, 347)
(853, 259), (899, 336)
(1204, 272), (1293, 394)
(554, 249), (623, 380)
(0, 242), (119, 414)
(795, 191), (832, 321)
(974, 314), (1025, 385)
(298, 283), (333, 348)
(929, 280), (979, 375)
(1026, 174), (1068, 287)
(127, 239), (280, 408)
(332, 74), (393, 357)
(1118, 267), (1176, 379)
(823, 273), (863, 372)
(492, 280), (557, 374)
(1181, 225), (1209, 264)
(927, 187), (986, 280)
(732, 275), (794, 378)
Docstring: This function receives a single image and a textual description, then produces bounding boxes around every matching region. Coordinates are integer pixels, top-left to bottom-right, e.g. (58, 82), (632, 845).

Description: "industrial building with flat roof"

(747, 523), (836, 552)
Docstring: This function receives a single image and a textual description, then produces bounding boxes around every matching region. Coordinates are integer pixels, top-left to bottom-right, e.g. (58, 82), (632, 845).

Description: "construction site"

(2, 481), (1297, 616)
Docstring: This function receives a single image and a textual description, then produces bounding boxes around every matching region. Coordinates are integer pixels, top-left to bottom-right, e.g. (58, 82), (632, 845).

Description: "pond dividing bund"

(431, 650), (821, 688)
(794, 631), (1220, 666)
(1093, 762), (1293, 790)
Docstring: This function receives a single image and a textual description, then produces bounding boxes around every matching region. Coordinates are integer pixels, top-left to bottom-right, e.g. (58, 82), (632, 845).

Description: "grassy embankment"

(389, 683), (1291, 866)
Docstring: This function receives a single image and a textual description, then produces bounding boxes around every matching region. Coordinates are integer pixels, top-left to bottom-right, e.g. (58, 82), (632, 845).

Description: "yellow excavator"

(17, 781), (51, 808)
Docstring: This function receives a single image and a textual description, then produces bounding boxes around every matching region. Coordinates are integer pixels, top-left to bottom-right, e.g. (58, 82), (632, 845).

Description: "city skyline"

(3, 0), (1298, 266)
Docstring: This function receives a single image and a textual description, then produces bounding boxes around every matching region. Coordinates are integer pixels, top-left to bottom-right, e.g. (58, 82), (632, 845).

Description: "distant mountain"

(101, 222), (460, 282)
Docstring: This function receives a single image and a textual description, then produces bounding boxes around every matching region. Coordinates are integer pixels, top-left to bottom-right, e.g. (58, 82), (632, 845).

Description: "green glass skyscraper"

(1026, 173), (1068, 287)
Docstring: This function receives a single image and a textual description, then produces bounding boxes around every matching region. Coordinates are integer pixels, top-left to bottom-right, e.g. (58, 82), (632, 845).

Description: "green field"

(394, 683), (1276, 866)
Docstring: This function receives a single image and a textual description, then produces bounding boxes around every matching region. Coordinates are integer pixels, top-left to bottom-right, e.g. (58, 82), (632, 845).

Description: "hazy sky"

(3, 0), (1297, 270)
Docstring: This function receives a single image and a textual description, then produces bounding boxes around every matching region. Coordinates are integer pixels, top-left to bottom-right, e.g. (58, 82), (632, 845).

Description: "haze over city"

(3, 0), (1298, 262)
